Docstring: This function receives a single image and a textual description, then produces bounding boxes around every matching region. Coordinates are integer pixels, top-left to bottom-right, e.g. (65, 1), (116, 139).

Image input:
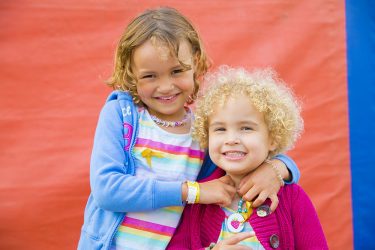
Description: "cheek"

(208, 137), (221, 156)
(179, 74), (195, 91)
(136, 83), (153, 97)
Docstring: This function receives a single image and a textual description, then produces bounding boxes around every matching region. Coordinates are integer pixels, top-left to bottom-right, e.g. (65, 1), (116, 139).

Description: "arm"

(92, 100), (236, 212)
(273, 154), (300, 184)
(182, 176), (236, 207)
(211, 232), (255, 250)
(238, 154), (300, 211)
(90, 101), (183, 212)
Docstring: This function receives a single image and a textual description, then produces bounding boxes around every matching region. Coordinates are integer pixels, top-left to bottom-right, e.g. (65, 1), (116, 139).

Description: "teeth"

(224, 152), (245, 157)
(158, 95), (175, 100)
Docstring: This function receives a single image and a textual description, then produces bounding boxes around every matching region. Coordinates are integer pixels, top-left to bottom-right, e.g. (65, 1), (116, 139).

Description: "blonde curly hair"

(107, 7), (210, 105)
(193, 66), (304, 157)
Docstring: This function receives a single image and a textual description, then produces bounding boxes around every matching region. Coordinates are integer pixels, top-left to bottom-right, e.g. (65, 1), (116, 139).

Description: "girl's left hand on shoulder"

(237, 161), (283, 212)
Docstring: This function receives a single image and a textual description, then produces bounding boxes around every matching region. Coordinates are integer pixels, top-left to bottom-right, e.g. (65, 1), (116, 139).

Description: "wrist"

(186, 181), (200, 204)
(270, 159), (291, 181)
(265, 159), (285, 186)
(181, 182), (188, 201)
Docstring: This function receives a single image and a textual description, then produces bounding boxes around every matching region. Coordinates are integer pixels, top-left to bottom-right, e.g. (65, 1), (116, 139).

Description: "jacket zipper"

(107, 108), (139, 249)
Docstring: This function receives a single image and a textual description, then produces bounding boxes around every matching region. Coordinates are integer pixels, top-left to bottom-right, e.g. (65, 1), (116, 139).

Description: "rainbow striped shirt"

(218, 207), (265, 250)
(111, 108), (204, 250)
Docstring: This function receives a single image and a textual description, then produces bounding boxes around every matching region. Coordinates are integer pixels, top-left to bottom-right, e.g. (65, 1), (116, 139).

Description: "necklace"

(149, 108), (191, 127)
(226, 199), (252, 233)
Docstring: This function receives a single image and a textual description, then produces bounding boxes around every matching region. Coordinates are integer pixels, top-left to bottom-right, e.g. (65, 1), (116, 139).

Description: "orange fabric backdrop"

(0, 1), (351, 249)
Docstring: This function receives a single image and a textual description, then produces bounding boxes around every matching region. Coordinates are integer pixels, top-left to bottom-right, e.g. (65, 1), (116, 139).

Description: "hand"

(199, 175), (236, 207)
(212, 231), (255, 250)
(237, 159), (288, 212)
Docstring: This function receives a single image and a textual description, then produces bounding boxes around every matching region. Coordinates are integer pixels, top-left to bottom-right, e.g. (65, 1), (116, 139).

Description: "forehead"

(150, 37), (193, 61)
(131, 38), (193, 73)
(149, 37), (172, 61)
(209, 95), (265, 123)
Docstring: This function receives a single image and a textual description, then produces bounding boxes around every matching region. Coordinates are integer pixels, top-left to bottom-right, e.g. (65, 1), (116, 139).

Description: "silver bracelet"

(265, 160), (285, 187)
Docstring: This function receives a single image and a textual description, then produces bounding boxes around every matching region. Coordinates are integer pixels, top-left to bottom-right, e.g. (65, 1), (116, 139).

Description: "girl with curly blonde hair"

(168, 66), (327, 250)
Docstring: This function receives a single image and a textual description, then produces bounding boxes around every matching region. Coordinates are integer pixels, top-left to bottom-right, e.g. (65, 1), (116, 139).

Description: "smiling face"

(132, 38), (195, 121)
(208, 95), (276, 182)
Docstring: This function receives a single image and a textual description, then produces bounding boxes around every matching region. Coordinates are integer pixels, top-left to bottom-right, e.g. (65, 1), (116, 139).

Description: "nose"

(158, 76), (175, 93)
(225, 133), (240, 145)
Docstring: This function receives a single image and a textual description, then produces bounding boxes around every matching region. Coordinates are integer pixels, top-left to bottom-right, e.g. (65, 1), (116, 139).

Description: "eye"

(171, 68), (185, 75)
(242, 126), (253, 131)
(140, 74), (155, 79)
(214, 127), (226, 132)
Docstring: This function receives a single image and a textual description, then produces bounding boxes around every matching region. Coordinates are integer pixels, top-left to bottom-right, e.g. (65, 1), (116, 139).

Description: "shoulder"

(101, 91), (136, 118)
(279, 184), (310, 203)
(278, 184), (318, 215)
(106, 90), (134, 103)
(280, 183), (304, 194)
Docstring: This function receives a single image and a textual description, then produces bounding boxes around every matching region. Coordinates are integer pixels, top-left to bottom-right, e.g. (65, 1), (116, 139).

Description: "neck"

(148, 107), (190, 128)
(148, 106), (189, 122)
(229, 174), (245, 189)
(226, 174), (246, 210)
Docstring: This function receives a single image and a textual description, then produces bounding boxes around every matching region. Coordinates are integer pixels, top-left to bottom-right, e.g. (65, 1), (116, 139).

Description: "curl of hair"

(193, 66), (304, 157)
(106, 7), (211, 105)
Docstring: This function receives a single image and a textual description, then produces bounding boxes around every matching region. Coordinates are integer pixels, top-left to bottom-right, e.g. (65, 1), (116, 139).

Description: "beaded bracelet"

(265, 160), (285, 187)
(186, 181), (200, 204)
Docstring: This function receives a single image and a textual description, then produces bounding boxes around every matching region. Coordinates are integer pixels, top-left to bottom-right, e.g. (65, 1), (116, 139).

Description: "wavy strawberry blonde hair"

(193, 66), (304, 157)
(107, 7), (210, 105)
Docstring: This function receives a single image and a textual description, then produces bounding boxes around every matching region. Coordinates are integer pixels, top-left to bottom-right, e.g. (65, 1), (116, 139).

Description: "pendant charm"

(227, 213), (245, 233)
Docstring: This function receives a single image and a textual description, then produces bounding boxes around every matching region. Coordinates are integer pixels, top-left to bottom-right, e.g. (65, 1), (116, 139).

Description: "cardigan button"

(256, 205), (271, 217)
(269, 234), (280, 248)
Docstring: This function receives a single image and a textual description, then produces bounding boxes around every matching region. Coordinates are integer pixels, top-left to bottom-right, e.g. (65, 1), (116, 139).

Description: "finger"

(242, 186), (260, 203)
(224, 231), (255, 245)
(269, 194), (279, 212)
(220, 246), (253, 250)
(237, 177), (253, 196)
(225, 185), (237, 196)
(238, 174), (251, 189)
(220, 175), (235, 186)
(230, 246), (254, 250)
(251, 192), (268, 208)
(218, 194), (234, 207)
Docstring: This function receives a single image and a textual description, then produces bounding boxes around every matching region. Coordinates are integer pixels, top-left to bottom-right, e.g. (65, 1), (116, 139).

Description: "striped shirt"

(218, 207), (265, 250)
(111, 108), (204, 250)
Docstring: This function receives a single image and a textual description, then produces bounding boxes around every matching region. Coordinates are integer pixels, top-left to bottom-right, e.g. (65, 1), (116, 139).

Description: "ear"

(268, 138), (278, 152)
(192, 52), (200, 71)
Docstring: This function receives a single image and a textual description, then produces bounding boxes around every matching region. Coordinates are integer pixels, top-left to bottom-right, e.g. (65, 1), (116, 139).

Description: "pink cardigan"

(167, 169), (328, 250)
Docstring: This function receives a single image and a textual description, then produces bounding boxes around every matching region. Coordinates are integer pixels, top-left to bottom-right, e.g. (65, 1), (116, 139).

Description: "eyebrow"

(209, 120), (259, 127)
(137, 70), (154, 75)
(137, 63), (187, 74)
(209, 121), (224, 127)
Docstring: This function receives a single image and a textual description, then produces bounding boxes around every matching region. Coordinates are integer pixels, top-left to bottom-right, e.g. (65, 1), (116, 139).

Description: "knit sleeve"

(290, 185), (329, 249)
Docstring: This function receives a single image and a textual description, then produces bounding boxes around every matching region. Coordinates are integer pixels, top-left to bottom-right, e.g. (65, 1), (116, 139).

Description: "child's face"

(132, 38), (195, 121)
(208, 95), (276, 179)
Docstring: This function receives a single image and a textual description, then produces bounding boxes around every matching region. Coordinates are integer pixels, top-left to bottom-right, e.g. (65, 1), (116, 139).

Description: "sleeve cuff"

(153, 180), (183, 208)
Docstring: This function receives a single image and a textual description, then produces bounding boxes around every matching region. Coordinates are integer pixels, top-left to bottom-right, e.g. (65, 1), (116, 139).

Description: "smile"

(155, 94), (179, 102)
(223, 151), (246, 160)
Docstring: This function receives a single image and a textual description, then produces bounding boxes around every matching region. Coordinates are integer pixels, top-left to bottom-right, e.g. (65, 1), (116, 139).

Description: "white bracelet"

(186, 181), (199, 204)
(265, 160), (285, 187)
